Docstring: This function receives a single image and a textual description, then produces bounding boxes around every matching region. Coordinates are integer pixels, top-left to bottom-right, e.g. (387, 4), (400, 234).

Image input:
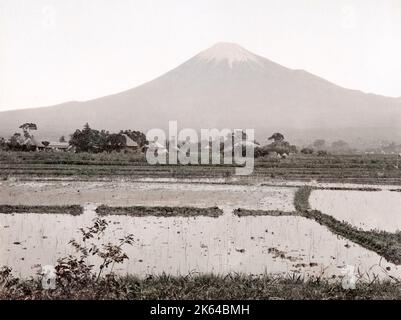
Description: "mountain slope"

(0, 42), (400, 145)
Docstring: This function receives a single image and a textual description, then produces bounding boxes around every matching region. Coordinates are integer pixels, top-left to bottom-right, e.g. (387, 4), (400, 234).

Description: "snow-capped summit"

(197, 42), (260, 66)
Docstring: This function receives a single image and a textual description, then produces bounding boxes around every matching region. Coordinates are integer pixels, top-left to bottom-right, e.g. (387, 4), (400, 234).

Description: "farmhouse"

(121, 134), (139, 152)
(46, 142), (71, 152)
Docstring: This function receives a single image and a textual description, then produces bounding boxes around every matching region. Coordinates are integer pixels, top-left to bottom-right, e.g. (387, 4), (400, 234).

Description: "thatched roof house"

(121, 134), (140, 152)
(47, 142), (70, 151)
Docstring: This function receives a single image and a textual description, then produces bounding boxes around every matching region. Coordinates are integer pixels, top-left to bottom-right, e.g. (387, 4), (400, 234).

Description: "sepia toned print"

(1, 1), (401, 301)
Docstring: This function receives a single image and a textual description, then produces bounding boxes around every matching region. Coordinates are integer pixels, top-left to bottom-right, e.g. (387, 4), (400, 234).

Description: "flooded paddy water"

(310, 189), (401, 233)
(1, 179), (401, 280)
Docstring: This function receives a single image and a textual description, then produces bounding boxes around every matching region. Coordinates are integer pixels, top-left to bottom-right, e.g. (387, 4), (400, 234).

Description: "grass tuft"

(2, 273), (401, 300)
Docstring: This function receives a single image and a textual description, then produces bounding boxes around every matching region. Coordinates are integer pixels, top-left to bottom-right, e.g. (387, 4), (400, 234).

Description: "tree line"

(69, 123), (147, 152)
(0, 123), (147, 153)
(0, 122), (367, 156)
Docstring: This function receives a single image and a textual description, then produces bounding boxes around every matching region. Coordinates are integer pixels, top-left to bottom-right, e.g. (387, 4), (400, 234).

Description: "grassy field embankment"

(1, 151), (401, 185)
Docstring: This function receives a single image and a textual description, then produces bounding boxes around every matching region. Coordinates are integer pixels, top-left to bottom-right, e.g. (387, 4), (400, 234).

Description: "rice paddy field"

(1, 151), (401, 299)
(1, 151), (401, 185)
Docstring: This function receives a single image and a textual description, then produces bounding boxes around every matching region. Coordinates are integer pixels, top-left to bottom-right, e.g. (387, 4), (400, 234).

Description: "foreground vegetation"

(4, 272), (401, 300)
(2, 198), (401, 299)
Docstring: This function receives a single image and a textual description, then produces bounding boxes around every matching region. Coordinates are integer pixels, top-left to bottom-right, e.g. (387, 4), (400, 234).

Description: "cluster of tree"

(365, 142), (401, 155)
(299, 147), (328, 156)
(0, 123), (40, 151)
(6, 133), (28, 151)
(19, 123), (37, 138)
(252, 133), (356, 158)
(0, 124), (375, 158)
(69, 123), (147, 153)
(0, 122), (68, 152)
(0, 123), (148, 153)
(0, 137), (7, 150)
(1, 133), (32, 151)
(254, 133), (298, 158)
(303, 139), (356, 155)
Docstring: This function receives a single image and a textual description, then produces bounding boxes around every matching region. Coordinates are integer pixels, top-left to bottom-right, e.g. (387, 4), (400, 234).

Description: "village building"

(46, 142), (71, 152)
(121, 134), (140, 152)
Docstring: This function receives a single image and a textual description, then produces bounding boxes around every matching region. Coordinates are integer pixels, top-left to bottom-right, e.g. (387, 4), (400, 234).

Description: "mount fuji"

(1, 42), (400, 145)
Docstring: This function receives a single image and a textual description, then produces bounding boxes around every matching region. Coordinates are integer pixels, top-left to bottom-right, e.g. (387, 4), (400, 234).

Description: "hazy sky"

(1, 0), (401, 111)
